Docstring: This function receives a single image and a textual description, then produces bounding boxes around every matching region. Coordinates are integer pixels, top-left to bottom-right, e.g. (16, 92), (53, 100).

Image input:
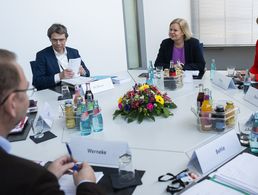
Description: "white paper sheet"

(181, 179), (243, 195)
(68, 58), (81, 77)
(59, 172), (104, 195)
(214, 153), (258, 194)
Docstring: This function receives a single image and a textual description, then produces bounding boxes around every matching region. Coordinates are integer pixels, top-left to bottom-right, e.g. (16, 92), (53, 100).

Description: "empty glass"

(227, 66), (235, 77)
(118, 152), (135, 184)
(32, 117), (44, 139)
(61, 85), (71, 99)
(238, 121), (251, 146)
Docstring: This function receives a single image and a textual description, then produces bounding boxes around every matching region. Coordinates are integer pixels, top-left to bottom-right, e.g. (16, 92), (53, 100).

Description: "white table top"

(10, 70), (257, 195)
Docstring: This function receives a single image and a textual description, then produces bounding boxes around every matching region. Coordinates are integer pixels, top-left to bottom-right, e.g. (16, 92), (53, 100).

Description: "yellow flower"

(118, 97), (123, 103)
(139, 84), (149, 91)
(155, 95), (164, 105)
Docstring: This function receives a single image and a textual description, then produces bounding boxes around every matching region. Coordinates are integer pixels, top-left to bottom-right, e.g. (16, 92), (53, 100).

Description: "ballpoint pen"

(65, 142), (81, 171)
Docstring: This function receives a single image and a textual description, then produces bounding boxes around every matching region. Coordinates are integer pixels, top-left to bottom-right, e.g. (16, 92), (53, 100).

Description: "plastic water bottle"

(250, 112), (258, 153)
(80, 111), (91, 136)
(92, 100), (103, 132)
(243, 69), (251, 94)
(210, 59), (216, 80)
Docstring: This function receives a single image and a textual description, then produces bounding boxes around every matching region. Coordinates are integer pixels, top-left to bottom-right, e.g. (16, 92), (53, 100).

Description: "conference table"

(10, 70), (257, 195)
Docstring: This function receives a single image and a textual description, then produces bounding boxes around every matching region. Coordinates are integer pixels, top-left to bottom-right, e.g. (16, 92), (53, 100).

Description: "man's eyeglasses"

(0, 88), (36, 106)
(51, 38), (66, 43)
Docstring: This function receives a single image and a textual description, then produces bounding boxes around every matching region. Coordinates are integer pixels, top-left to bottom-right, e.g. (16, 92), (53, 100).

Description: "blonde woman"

(154, 18), (206, 78)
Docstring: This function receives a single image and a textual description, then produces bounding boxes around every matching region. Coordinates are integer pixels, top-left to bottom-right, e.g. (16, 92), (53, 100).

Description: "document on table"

(214, 152), (258, 194)
(59, 172), (104, 195)
(181, 179), (243, 195)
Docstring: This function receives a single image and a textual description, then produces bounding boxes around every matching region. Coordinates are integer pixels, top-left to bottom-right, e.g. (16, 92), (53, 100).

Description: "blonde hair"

(170, 18), (192, 40)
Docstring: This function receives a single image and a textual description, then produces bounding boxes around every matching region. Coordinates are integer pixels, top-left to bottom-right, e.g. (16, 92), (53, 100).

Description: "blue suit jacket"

(154, 38), (206, 78)
(32, 46), (90, 90)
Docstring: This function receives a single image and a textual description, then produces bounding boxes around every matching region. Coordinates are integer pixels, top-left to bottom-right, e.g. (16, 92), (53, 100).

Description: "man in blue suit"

(32, 24), (90, 90)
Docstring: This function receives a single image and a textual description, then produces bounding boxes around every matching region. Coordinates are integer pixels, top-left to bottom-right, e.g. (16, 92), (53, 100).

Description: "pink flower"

(147, 103), (154, 111)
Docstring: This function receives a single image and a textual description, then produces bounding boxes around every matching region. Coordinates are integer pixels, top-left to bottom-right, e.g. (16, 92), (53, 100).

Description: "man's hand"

(47, 155), (74, 179)
(59, 69), (74, 79)
(73, 162), (96, 186)
(79, 65), (86, 76)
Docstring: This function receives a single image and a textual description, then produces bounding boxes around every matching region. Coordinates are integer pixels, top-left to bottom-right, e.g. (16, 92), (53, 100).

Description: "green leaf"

(149, 115), (155, 121)
(162, 108), (171, 118)
(113, 110), (122, 119)
(127, 117), (135, 123)
(137, 113), (144, 123)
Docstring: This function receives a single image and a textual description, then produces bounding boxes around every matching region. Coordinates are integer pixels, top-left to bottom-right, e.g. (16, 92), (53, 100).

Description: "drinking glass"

(61, 85), (71, 99)
(118, 152), (135, 184)
(32, 117), (44, 139)
(227, 66), (235, 77)
(238, 121), (251, 146)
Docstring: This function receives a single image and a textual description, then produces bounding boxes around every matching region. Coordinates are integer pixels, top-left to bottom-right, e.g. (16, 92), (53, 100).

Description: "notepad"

(214, 153), (258, 194)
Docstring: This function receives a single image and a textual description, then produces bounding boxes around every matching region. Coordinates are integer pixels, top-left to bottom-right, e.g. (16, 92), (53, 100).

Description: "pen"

(65, 142), (81, 171)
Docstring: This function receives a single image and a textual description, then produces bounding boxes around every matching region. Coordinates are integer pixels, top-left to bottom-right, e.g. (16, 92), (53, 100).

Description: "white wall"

(142, 0), (191, 63)
(0, 0), (127, 82)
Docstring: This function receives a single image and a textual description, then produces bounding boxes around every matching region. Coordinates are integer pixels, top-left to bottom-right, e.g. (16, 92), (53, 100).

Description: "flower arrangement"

(113, 83), (177, 123)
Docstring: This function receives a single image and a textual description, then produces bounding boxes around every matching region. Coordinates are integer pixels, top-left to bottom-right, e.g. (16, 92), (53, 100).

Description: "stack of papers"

(214, 153), (258, 194)
(181, 179), (243, 195)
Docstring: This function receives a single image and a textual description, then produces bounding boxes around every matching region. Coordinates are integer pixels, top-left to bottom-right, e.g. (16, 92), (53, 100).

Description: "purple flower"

(147, 103), (154, 111)
(118, 103), (123, 110)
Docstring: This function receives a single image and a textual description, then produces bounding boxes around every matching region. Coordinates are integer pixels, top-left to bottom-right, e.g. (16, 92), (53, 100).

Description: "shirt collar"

(53, 47), (67, 56)
(0, 136), (11, 153)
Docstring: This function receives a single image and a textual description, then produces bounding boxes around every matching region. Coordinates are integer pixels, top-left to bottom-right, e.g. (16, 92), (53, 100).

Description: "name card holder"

(212, 72), (236, 90)
(187, 130), (243, 175)
(70, 137), (129, 167)
(37, 102), (54, 130)
(82, 77), (114, 94)
(244, 86), (258, 107)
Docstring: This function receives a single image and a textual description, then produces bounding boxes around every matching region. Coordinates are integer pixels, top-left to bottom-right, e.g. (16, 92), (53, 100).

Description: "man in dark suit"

(0, 49), (104, 195)
(32, 23), (90, 90)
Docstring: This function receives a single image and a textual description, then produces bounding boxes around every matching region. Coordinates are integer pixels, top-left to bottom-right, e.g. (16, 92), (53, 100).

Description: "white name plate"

(188, 130), (243, 175)
(212, 72), (236, 90)
(70, 137), (129, 166)
(82, 77), (114, 94)
(244, 86), (258, 107)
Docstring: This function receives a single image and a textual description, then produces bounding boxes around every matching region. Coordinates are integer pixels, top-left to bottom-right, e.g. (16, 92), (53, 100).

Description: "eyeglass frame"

(0, 87), (36, 106)
(50, 38), (67, 43)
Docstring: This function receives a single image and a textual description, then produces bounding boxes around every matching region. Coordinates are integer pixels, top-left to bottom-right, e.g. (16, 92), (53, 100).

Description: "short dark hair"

(0, 49), (20, 104)
(47, 23), (69, 39)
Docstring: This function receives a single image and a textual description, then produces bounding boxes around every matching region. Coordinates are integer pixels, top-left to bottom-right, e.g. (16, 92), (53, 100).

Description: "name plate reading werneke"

(212, 72), (236, 90)
(70, 137), (129, 166)
(244, 86), (258, 107)
(187, 130), (243, 175)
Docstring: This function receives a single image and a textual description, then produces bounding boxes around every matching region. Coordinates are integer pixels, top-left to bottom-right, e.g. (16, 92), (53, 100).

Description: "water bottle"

(92, 100), (103, 132)
(250, 112), (258, 153)
(210, 59), (216, 81)
(243, 69), (251, 94)
(146, 60), (154, 85)
(80, 111), (91, 136)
